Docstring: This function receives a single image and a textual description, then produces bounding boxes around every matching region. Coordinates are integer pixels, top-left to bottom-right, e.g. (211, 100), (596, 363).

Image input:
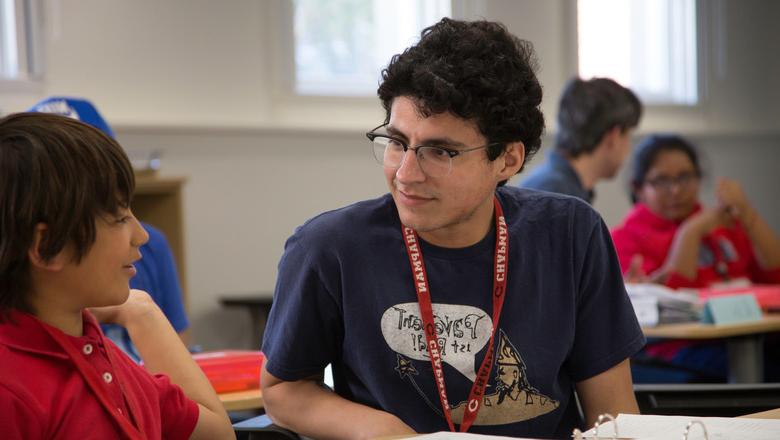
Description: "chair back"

(635, 383), (780, 417)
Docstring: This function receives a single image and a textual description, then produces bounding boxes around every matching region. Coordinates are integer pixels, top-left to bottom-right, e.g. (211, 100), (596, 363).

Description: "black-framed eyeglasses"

(644, 172), (700, 192)
(365, 124), (499, 178)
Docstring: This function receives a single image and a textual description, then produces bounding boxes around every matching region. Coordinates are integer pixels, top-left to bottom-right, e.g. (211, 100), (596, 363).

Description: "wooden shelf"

(133, 175), (188, 310)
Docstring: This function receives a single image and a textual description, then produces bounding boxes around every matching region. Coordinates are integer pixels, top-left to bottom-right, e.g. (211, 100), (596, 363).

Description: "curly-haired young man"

(261, 18), (644, 439)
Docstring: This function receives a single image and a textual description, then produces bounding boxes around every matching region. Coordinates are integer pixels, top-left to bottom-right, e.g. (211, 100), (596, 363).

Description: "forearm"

(124, 304), (227, 420)
(263, 374), (415, 440)
(582, 394), (639, 427)
(661, 224), (704, 280)
(743, 208), (780, 269)
(576, 359), (639, 427)
(178, 328), (191, 346)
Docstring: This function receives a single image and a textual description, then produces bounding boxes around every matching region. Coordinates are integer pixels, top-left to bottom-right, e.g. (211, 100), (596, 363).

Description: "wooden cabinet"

(133, 175), (188, 309)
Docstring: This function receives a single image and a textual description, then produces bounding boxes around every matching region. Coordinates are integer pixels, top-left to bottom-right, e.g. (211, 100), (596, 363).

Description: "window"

(577, 0), (698, 105)
(0, 0), (43, 83)
(293, 0), (451, 96)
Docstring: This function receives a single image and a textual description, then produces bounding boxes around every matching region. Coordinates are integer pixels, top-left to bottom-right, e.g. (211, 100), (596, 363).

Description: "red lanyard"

(401, 196), (508, 432)
(42, 317), (146, 440)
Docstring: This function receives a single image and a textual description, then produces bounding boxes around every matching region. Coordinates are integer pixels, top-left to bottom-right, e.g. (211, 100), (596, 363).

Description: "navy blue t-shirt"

(263, 186), (644, 438)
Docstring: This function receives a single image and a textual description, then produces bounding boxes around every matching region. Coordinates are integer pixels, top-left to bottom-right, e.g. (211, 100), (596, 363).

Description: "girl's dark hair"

(629, 134), (701, 203)
(378, 18), (545, 177)
(0, 112), (135, 316)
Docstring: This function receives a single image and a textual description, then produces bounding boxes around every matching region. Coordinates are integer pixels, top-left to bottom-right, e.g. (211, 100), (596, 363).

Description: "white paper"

(626, 283), (699, 304)
(582, 413), (780, 440)
(628, 295), (659, 327)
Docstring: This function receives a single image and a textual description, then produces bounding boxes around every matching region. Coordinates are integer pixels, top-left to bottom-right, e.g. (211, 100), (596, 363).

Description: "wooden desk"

(741, 407), (780, 419)
(219, 388), (264, 412)
(134, 175), (188, 307)
(220, 295), (273, 349)
(643, 315), (780, 383)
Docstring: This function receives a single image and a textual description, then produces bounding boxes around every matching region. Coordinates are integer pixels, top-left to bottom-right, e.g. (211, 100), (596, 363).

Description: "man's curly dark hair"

(378, 18), (545, 174)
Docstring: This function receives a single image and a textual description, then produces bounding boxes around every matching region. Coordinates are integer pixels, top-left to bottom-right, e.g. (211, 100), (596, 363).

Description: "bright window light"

(0, 0), (20, 79)
(578, 0), (698, 105)
(293, 0), (451, 96)
(0, 0), (42, 82)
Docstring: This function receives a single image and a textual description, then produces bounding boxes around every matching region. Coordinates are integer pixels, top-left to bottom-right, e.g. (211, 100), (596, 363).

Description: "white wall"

(2, 0), (778, 349)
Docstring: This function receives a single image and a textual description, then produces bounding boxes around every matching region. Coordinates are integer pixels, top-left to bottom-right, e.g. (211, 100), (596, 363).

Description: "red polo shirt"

(0, 310), (199, 439)
(611, 203), (780, 288)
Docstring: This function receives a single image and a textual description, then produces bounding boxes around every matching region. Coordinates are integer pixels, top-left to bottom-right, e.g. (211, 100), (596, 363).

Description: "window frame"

(0, 0), (44, 93)
(269, 0), (487, 104)
(572, 0), (706, 109)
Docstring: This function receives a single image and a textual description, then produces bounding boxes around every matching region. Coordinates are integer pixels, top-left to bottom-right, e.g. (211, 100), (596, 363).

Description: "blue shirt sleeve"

(132, 223), (189, 332)
(262, 225), (345, 381)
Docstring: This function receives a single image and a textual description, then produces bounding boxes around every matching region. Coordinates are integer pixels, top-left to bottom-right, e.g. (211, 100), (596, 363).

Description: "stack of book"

(625, 283), (701, 327)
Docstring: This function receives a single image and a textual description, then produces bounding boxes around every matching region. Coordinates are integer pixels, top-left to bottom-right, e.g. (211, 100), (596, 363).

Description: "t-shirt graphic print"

(381, 302), (559, 426)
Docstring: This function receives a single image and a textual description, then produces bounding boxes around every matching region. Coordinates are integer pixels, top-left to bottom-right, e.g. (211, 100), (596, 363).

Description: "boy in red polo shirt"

(0, 113), (235, 439)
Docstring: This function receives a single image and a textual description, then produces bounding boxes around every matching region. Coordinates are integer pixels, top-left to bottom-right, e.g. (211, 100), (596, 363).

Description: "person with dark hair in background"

(261, 18), (644, 439)
(611, 134), (780, 382)
(613, 134), (780, 288)
(519, 77), (642, 203)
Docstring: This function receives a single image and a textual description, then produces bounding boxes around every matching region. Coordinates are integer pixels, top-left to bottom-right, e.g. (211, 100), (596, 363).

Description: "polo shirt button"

(82, 343), (93, 355)
(117, 407), (123, 414)
(103, 372), (113, 383)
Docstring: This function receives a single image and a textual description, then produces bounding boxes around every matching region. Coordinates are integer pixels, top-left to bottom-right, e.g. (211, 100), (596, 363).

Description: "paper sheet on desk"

(582, 414), (780, 439)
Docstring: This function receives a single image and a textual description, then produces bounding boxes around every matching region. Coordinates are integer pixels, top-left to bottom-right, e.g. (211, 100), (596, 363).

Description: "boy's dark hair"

(628, 134), (701, 203)
(0, 112), (135, 316)
(555, 77), (642, 158)
(378, 18), (545, 176)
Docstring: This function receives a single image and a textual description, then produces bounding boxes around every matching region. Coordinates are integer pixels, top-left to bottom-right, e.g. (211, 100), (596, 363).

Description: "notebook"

(580, 413), (780, 439)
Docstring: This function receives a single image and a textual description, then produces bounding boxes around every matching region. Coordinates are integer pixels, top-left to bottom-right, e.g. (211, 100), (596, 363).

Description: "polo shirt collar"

(0, 309), (104, 359)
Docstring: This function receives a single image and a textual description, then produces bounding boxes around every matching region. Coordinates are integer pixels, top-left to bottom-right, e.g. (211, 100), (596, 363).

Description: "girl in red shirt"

(611, 134), (780, 382)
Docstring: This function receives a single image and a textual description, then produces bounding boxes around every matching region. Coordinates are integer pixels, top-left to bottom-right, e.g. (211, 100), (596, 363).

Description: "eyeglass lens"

(371, 136), (452, 177)
(647, 172), (698, 191)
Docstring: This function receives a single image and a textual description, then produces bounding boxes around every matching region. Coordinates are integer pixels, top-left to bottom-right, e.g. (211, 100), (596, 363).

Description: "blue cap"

(27, 96), (116, 139)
